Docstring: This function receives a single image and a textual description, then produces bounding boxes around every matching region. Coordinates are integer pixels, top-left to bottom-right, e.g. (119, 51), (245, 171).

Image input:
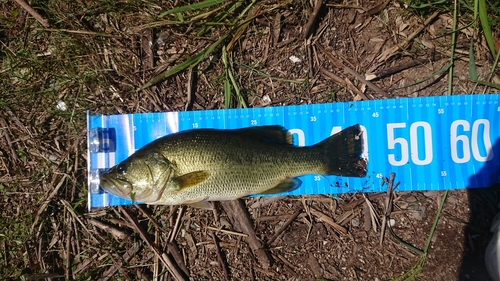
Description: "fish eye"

(116, 164), (126, 175)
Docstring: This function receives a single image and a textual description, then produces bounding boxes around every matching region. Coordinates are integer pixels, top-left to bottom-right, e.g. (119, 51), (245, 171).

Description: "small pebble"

(56, 100), (67, 111)
(289, 55), (301, 63)
(351, 217), (360, 227)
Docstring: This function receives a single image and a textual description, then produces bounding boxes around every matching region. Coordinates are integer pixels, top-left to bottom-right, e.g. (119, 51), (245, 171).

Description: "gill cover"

(132, 152), (174, 203)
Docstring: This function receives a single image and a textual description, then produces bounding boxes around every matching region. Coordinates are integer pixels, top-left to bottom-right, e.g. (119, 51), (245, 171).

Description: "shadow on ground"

(460, 138), (500, 280)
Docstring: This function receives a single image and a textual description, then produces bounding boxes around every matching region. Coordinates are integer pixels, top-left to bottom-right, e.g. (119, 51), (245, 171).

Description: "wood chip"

(309, 208), (348, 236)
(89, 219), (130, 241)
(220, 200), (272, 269)
(377, 11), (440, 62)
(209, 232), (230, 280)
(267, 207), (303, 245)
(308, 253), (323, 277)
(206, 226), (248, 237)
(302, 0), (324, 39)
(119, 206), (188, 281)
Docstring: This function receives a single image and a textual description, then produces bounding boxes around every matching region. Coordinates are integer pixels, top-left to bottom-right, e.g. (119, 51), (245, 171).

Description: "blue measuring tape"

(87, 94), (500, 209)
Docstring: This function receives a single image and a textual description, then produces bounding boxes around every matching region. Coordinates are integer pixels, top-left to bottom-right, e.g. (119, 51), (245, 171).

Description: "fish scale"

(154, 130), (330, 203)
(99, 125), (366, 206)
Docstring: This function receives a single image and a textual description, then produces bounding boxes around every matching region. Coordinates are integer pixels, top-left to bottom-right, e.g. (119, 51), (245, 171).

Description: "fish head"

(99, 151), (174, 203)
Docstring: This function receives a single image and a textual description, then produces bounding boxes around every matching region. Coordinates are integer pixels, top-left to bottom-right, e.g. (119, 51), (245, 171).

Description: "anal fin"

(259, 178), (302, 195)
(183, 196), (212, 210)
(185, 201), (213, 210)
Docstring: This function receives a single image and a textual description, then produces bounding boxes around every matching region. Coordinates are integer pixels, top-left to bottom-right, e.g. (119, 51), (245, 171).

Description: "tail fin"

(316, 124), (367, 177)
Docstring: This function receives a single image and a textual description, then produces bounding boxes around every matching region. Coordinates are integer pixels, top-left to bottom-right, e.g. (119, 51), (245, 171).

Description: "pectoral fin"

(259, 178), (302, 195)
(171, 171), (210, 190)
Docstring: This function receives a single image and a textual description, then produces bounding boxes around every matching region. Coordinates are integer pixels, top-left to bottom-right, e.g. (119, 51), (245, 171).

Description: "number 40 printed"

(386, 119), (494, 166)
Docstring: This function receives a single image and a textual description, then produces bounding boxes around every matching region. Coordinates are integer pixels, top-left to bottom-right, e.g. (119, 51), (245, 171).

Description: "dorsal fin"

(236, 126), (293, 145)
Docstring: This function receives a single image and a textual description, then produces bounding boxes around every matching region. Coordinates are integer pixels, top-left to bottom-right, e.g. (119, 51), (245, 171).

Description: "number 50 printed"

(386, 119), (494, 166)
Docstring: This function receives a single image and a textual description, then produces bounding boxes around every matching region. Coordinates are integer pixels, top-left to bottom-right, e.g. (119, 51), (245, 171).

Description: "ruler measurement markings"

(87, 95), (500, 208)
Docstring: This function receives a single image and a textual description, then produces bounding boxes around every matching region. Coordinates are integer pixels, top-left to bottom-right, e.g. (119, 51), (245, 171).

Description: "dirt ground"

(1, 0), (500, 280)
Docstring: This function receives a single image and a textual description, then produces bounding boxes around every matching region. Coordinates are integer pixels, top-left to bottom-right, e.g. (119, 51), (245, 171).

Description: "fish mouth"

(99, 174), (133, 199)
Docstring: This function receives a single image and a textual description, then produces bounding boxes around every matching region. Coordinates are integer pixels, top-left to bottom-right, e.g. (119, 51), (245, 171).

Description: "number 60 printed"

(386, 119), (494, 166)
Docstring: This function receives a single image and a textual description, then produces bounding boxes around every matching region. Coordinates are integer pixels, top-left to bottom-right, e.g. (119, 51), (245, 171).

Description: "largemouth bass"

(99, 125), (367, 208)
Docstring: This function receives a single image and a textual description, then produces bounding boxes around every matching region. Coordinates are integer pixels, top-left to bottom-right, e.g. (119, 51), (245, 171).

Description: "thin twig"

(88, 219), (130, 241)
(209, 232), (230, 280)
(65, 216), (72, 280)
(36, 28), (120, 38)
(167, 242), (190, 277)
(206, 226), (249, 237)
(135, 205), (162, 229)
(220, 200), (272, 269)
(0, 118), (19, 163)
(169, 206), (184, 243)
(98, 243), (141, 281)
(13, 0), (49, 27)
(319, 67), (369, 100)
(377, 11), (440, 62)
(31, 174), (68, 235)
(343, 65), (389, 97)
(26, 273), (65, 280)
(371, 54), (443, 80)
(103, 248), (134, 281)
(316, 42), (388, 97)
(302, 0), (324, 39)
(276, 254), (298, 275)
(309, 208), (348, 237)
(448, 0), (458, 95)
(185, 68), (194, 111)
(380, 173), (396, 246)
(60, 200), (98, 243)
(362, 194), (379, 232)
(119, 206), (188, 281)
(366, 0), (391, 16)
(153, 231), (159, 281)
(267, 207), (303, 245)
(211, 201), (219, 222)
(342, 193), (387, 211)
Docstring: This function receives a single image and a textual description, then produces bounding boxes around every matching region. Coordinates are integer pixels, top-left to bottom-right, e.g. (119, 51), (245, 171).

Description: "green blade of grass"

(196, 1), (243, 36)
(478, 0), (496, 57)
(394, 63), (452, 90)
(223, 77), (232, 108)
(411, 0), (448, 9)
(191, 1), (232, 22)
(388, 226), (424, 255)
(390, 191), (449, 281)
(226, 0), (259, 50)
(423, 191), (448, 252)
(487, 41), (500, 81)
(227, 59), (246, 108)
(158, 0), (229, 18)
(222, 46), (232, 108)
(473, 80), (500, 90)
(448, 0), (458, 95)
(468, 38), (478, 81)
(140, 52), (204, 91)
(139, 33), (229, 90)
(472, 40), (500, 90)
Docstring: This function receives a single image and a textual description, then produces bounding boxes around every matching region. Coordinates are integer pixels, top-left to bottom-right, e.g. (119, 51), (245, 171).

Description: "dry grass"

(1, 0), (500, 280)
